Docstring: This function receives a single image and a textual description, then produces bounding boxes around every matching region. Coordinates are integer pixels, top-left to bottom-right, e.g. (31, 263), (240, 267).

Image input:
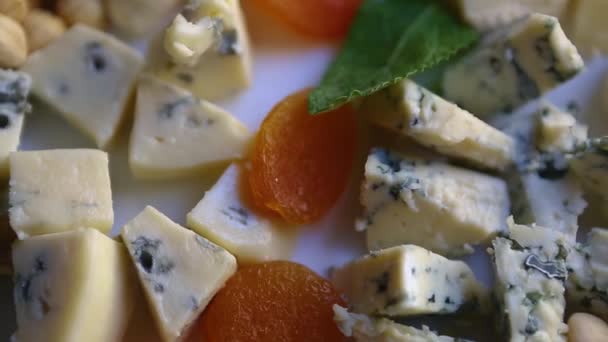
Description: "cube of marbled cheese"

(9, 149), (114, 239)
(0, 70), (31, 177)
(130, 75), (251, 179)
(443, 14), (583, 117)
(535, 103), (588, 153)
(362, 80), (515, 171)
(146, 0), (252, 100)
(22, 25), (143, 148)
(11, 228), (135, 342)
(359, 149), (509, 256)
(121, 206), (237, 342)
(491, 219), (570, 341)
(186, 163), (295, 262)
(332, 245), (487, 316)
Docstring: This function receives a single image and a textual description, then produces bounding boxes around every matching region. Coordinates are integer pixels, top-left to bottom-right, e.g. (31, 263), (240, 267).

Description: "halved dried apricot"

(248, 88), (357, 224)
(196, 261), (347, 342)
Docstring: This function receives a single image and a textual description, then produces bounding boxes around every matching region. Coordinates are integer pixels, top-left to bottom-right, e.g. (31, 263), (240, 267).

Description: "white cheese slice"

(22, 24), (144, 148)
(147, 0), (252, 100)
(359, 149), (509, 256)
(362, 79), (515, 171)
(333, 305), (460, 342)
(332, 245), (487, 316)
(9, 149), (114, 239)
(121, 206), (237, 342)
(129, 75), (251, 179)
(0, 70), (31, 178)
(491, 219), (569, 341)
(570, 0), (608, 57)
(11, 228), (135, 342)
(443, 14), (583, 117)
(535, 103), (588, 153)
(186, 163), (296, 262)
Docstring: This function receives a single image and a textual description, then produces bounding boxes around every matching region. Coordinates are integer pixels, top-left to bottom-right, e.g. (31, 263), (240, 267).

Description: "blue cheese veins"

(362, 79), (515, 171)
(443, 14), (583, 117)
(331, 245), (488, 316)
(359, 148), (509, 256)
(490, 219), (570, 341)
(0, 70), (31, 178)
(121, 206), (237, 342)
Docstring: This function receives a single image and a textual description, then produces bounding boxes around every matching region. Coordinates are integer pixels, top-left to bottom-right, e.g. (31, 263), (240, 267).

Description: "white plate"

(2, 4), (608, 339)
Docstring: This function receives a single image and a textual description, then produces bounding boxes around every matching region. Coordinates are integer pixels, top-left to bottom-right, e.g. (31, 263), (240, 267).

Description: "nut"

(0, 0), (28, 21)
(0, 14), (27, 68)
(23, 9), (66, 52)
(568, 313), (608, 342)
(57, 0), (105, 29)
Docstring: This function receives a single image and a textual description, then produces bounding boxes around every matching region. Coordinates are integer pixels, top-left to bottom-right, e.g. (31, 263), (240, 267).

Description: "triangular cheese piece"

(129, 75), (251, 179)
(121, 206), (237, 342)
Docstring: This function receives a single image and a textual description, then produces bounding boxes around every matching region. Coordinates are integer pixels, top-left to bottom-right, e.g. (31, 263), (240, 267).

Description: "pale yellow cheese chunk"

(108, 0), (182, 39)
(11, 228), (135, 342)
(187, 163), (296, 262)
(129, 75), (251, 180)
(121, 206), (237, 342)
(0, 70), (31, 178)
(9, 149), (113, 239)
(22, 25), (144, 148)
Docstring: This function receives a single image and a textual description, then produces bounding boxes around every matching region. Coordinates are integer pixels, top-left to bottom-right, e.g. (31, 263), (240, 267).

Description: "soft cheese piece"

(9, 149), (114, 239)
(333, 305), (462, 342)
(491, 219), (570, 341)
(535, 103), (588, 153)
(570, 0), (608, 57)
(332, 245), (487, 316)
(455, 0), (568, 31)
(187, 163), (295, 262)
(363, 80), (515, 171)
(443, 14), (583, 117)
(11, 228), (135, 342)
(121, 206), (237, 342)
(359, 149), (509, 256)
(108, 0), (182, 39)
(130, 75), (251, 179)
(0, 70), (31, 177)
(147, 0), (252, 100)
(22, 24), (144, 148)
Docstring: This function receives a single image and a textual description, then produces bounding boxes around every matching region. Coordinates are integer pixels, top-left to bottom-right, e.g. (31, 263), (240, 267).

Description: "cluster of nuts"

(0, 0), (106, 69)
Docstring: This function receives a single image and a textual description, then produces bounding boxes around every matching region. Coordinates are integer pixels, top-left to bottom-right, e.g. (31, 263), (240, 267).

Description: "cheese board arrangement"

(0, 0), (608, 341)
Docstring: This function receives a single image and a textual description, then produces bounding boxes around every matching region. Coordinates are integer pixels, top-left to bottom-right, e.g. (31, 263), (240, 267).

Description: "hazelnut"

(0, 14), (27, 68)
(23, 9), (66, 52)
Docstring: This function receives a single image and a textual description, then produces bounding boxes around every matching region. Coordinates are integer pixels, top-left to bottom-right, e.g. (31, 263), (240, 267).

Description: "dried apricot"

(196, 261), (347, 342)
(250, 0), (362, 41)
(248, 88), (357, 224)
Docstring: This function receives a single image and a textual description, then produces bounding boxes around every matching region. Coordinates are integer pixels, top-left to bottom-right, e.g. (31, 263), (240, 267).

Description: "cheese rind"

(443, 14), (583, 117)
(9, 149), (114, 239)
(332, 245), (487, 316)
(121, 206), (237, 342)
(0, 70), (31, 177)
(491, 219), (569, 341)
(22, 25), (144, 148)
(360, 149), (509, 256)
(363, 80), (515, 171)
(130, 75), (250, 179)
(11, 228), (135, 342)
(186, 163), (296, 262)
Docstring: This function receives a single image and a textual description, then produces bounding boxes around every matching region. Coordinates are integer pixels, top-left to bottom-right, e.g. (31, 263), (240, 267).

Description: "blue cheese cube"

(121, 206), (237, 342)
(9, 149), (114, 239)
(22, 25), (144, 148)
(443, 14), (583, 117)
(359, 149), (509, 256)
(331, 245), (488, 316)
(535, 103), (588, 153)
(568, 137), (608, 221)
(491, 219), (570, 341)
(0, 70), (31, 177)
(130, 75), (251, 179)
(362, 80), (515, 171)
(11, 228), (135, 342)
(333, 305), (467, 342)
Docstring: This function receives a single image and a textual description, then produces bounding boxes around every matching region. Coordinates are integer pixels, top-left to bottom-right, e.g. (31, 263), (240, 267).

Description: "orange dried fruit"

(196, 261), (347, 342)
(248, 88), (357, 224)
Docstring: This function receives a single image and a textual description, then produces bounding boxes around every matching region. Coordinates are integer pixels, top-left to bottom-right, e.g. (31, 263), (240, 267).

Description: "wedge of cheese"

(121, 206), (237, 342)
(11, 228), (135, 342)
(129, 75), (251, 179)
(22, 25), (143, 148)
(0, 70), (31, 177)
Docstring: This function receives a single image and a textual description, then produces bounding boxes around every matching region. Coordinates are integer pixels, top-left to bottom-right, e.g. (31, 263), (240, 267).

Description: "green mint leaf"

(309, 0), (479, 114)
